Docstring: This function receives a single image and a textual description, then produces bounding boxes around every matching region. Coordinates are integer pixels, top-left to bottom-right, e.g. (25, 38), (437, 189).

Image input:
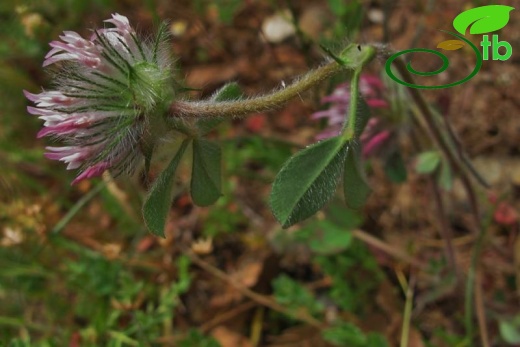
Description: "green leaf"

(384, 151), (407, 183)
(366, 333), (389, 347)
(191, 139), (222, 206)
(272, 274), (324, 317)
(308, 223), (353, 255)
(326, 202), (363, 229)
(178, 330), (222, 347)
(322, 321), (367, 346)
(499, 316), (520, 344)
(453, 5), (514, 35)
(143, 140), (189, 237)
(327, 0), (347, 16)
(197, 82), (242, 135)
(415, 151), (441, 174)
(270, 137), (347, 228)
(343, 144), (371, 209)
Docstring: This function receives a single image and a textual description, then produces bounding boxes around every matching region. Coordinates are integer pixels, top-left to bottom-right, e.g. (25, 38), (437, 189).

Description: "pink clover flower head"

(312, 74), (391, 156)
(25, 14), (175, 185)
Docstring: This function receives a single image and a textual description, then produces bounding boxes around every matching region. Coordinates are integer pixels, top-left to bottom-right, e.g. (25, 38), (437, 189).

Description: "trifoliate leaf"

(270, 136), (347, 228)
(143, 140), (189, 237)
(191, 139), (222, 206)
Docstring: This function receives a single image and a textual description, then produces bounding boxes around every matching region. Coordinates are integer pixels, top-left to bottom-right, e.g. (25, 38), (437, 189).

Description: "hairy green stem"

(171, 62), (342, 118)
(170, 45), (375, 119)
(342, 68), (361, 140)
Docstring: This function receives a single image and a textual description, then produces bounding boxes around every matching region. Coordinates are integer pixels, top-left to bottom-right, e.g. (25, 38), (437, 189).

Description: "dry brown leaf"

(211, 326), (253, 347)
(210, 256), (265, 308)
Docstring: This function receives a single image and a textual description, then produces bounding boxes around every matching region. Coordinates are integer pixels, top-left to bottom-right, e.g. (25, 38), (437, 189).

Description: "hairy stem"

(342, 68), (361, 140)
(171, 62), (341, 118)
(170, 45), (375, 119)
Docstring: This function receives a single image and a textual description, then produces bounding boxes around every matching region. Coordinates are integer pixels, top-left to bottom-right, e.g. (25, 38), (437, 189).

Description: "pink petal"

(362, 130), (391, 157)
(72, 161), (111, 185)
(366, 99), (389, 108)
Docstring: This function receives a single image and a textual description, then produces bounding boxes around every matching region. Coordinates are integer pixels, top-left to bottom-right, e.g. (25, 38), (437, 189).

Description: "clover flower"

(25, 14), (174, 184)
(312, 74), (390, 157)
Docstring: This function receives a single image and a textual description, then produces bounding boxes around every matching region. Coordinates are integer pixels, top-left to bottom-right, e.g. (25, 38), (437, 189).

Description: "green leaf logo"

(453, 5), (515, 35)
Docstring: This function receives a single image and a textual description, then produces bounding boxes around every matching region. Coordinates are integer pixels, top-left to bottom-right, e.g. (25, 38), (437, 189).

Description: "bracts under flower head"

(25, 14), (175, 184)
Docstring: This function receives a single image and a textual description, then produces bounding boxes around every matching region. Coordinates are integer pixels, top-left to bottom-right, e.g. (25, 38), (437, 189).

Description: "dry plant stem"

(186, 250), (323, 328)
(352, 229), (425, 269)
(465, 224), (489, 345)
(393, 59), (489, 345)
(409, 117), (457, 271)
(250, 307), (265, 347)
(398, 273), (415, 347)
(475, 272), (490, 347)
(199, 301), (257, 333)
(170, 61), (344, 119)
(429, 178), (457, 273)
(393, 59), (480, 225)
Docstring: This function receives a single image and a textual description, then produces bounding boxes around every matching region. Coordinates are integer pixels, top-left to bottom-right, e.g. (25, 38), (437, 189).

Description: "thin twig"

(352, 229), (425, 269)
(393, 59), (480, 226)
(465, 223), (490, 346)
(186, 250), (323, 328)
(475, 271), (490, 347)
(429, 178), (457, 273)
(51, 181), (106, 235)
(398, 272), (415, 347)
(199, 300), (257, 333)
(392, 57), (488, 344)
